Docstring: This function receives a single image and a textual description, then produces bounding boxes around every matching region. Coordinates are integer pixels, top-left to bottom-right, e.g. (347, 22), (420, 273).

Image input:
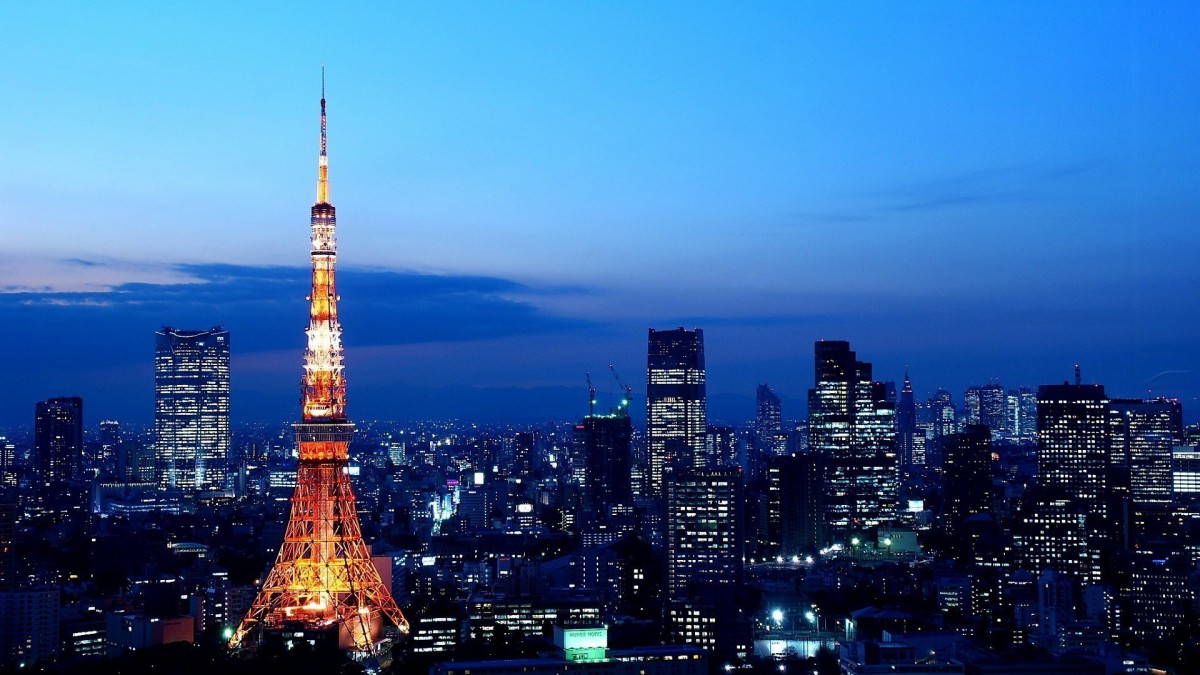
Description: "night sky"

(3, 3), (1199, 427)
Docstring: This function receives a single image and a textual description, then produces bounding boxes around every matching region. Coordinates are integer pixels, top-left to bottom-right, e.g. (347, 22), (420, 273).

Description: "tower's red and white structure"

(230, 72), (409, 654)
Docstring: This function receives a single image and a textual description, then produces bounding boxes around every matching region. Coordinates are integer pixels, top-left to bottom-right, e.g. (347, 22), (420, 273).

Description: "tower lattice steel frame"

(229, 72), (409, 655)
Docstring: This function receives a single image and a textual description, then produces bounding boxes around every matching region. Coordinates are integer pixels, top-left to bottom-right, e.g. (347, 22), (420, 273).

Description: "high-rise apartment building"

(665, 467), (743, 601)
(647, 328), (707, 495)
(808, 341), (897, 543)
(34, 397), (83, 486)
(155, 326), (230, 492)
(0, 588), (60, 666)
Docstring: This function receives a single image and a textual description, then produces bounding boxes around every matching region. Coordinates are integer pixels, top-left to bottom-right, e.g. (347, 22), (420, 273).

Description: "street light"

(772, 609), (784, 625)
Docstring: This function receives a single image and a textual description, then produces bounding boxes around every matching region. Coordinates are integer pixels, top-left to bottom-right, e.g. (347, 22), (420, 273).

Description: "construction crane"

(609, 364), (633, 416)
(586, 371), (596, 415)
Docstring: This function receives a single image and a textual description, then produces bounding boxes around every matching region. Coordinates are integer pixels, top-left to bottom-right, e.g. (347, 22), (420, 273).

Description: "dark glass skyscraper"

(895, 370), (917, 468)
(647, 328), (707, 496)
(755, 383), (784, 457)
(767, 453), (824, 557)
(155, 326), (230, 492)
(808, 340), (896, 543)
(941, 425), (993, 538)
(34, 397), (83, 486)
(573, 411), (633, 517)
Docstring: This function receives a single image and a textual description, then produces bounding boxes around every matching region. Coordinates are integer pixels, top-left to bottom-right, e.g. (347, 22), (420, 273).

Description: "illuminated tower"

(646, 327), (707, 495)
(230, 74), (409, 655)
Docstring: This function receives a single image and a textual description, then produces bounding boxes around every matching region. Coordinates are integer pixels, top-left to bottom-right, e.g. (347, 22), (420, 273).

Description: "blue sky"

(2, 2), (1199, 426)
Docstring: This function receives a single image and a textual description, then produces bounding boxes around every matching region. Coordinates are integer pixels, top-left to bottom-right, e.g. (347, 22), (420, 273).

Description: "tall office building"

(964, 384), (1006, 436)
(895, 370), (917, 468)
(705, 424), (736, 469)
(931, 389), (957, 439)
(647, 328), (707, 495)
(0, 439), (16, 488)
(767, 454), (824, 557)
(98, 420), (121, 469)
(34, 397), (83, 486)
(1035, 382), (1108, 584)
(155, 326), (230, 492)
(808, 341), (897, 543)
(941, 425), (993, 538)
(1037, 383), (1108, 522)
(666, 467), (743, 601)
(755, 384), (785, 456)
(1109, 399), (1175, 506)
(1017, 488), (1096, 585)
(573, 411), (633, 517)
(513, 431), (537, 478)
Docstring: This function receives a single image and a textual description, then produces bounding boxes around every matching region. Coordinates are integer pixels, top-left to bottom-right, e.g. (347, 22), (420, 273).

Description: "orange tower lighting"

(229, 70), (410, 655)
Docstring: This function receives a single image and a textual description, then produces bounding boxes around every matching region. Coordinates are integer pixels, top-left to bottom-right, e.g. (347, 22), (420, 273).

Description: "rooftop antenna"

(1074, 363), (1081, 386)
(317, 65), (329, 203)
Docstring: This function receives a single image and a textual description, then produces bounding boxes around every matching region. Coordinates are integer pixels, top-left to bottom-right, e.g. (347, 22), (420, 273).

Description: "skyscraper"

(940, 425), (993, 538)
(964, 384), (1006, 436)
(767, 453), (824, 557)
(573, 409), (633, 517)
(755, 383), (785, 457)
(1035, 381), (1109, 585)
(895, 370), (917, 468)
(808, 341), (897, 543)
(1037, 383), (1108, 522)
(1109, 398), (1175, 506)
(155, 326), (230, 492)
(647, 328), (707, 494)
(666, 467), (743, 600)
(34, 397), (83, 486)
(231, 77), (408, 654)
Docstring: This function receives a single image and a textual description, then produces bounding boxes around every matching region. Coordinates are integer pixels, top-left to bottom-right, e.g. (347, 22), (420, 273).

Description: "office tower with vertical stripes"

(647, 328), (707, 495)
(155, 327), (230, 492)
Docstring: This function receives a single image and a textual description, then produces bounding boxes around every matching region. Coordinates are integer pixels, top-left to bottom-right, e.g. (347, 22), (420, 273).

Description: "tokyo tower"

(229, 72), (410, 655)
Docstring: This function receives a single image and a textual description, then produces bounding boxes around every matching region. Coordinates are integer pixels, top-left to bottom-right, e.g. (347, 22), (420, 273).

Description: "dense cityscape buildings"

(3, 14), (1199, 675)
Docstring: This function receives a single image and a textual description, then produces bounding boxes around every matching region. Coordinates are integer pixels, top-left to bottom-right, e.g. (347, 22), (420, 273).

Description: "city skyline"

(3, 3), (1199, 427)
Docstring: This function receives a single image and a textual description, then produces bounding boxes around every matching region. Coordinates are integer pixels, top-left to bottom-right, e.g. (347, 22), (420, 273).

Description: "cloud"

(0, 262), (590, 352)
(0, 261), (596, 425)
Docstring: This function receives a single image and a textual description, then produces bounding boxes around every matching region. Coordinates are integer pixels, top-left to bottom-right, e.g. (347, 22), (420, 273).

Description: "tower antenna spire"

(317, 67), (329, 204)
